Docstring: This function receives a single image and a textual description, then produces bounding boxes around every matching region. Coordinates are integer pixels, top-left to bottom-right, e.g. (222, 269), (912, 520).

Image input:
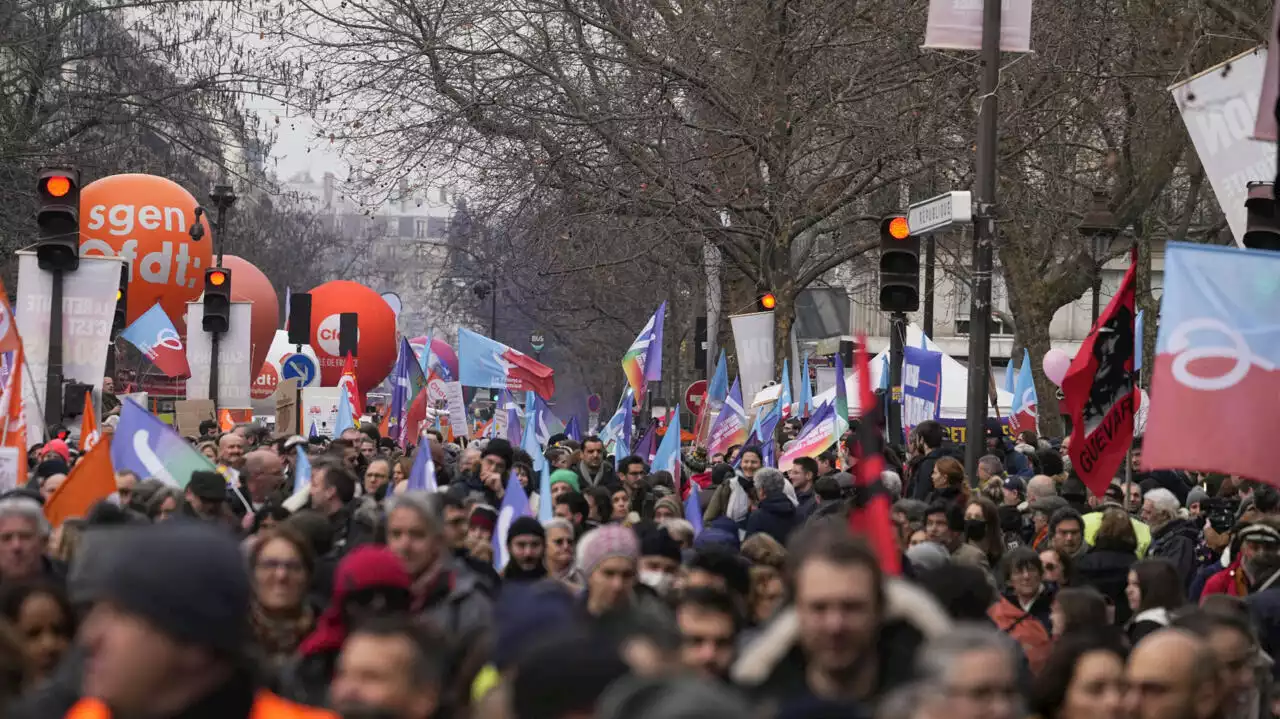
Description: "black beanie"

(507, 516), (546, 546)
(639, 527), (682, 564)
(482, 438), (514, 472)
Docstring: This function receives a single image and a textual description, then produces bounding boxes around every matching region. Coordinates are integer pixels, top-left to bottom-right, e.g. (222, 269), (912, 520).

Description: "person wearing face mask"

(964, 498), (1006, 577)
(636, 526), (682, 599)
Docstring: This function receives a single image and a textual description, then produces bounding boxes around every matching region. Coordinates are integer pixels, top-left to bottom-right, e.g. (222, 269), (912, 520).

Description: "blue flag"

(333, 387), (355, 436)
(1134, 310), (1145, 373)
(111, 400), (216, 488)
(685, 482), (703, 536)
(407, 443), (437, 492)
(565, 416), (581, 442)
(652, 409), (682, 487)
(293, 446), (312, 496)
(708, 350), (729, 402)
(309, 422), (318, 438)
(1003, 356), (1017, 394)
(778, 359), (792, 416)
(902, 345), (943, 433)
(493, 472), (532, 570)
(521, 392), (546, 472)
(798, 353), (813, 418)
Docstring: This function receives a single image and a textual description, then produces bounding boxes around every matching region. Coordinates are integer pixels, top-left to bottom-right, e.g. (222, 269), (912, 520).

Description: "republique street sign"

(907, 191), (973, 236)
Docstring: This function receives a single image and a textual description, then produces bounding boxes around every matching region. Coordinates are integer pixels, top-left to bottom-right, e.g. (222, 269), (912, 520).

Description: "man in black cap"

(504, 516), (547, 581)
(457, 439), (512, 506)
(60, 522), (336, 718)
(183, 471), (228, 522)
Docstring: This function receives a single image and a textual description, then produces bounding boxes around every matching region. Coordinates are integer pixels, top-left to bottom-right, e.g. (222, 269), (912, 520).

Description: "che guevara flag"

(849, 334), (901, 576)
(1063, 251), (1139, 497)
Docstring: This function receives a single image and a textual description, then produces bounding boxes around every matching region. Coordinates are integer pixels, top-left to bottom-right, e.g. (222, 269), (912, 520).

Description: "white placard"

(443, 381), (469, 438)
(1172, 48), (1276, 247)
(302, 387), (341, 437)
(16, 252), (123, 441)
(185, 301), (254, 409)
(0, 447), (20, 494)
(730, 311), (776, 403)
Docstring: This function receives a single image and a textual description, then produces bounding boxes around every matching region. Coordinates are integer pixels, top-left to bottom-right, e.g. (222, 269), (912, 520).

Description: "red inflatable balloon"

(220, 255), (278, 382)
(79, 174), (213, 333)
(308, 280), (397, 390)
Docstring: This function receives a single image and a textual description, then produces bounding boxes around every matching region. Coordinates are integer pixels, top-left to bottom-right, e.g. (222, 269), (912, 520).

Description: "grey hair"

(543, 517), (574, 538)
(876, 681), (947, 719)
(880, 470), (902, 497)
(978, 455), (1005, 478)
(1144, 488), (1179, 519)
(0, 497), (50, 537)
(916, 623), (1021, 684)
(384, 491), (443, 536)
(755, 468), (786, 496)
(660, 518), (695, 543)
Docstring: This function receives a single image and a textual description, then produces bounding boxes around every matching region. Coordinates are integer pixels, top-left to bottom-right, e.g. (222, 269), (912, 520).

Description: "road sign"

(530, 330), (545, 353)
(586, 393), (602, 413)
(281, 353), (318, 387)
(907, 191), (972, 236)
(684, 380), (707, 414)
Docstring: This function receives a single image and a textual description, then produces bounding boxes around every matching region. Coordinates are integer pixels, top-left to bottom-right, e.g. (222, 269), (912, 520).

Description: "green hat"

(549, 469), (580, 493)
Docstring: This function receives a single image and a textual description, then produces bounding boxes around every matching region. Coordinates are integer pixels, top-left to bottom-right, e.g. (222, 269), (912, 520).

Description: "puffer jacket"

(1148, 517), (1200, 588)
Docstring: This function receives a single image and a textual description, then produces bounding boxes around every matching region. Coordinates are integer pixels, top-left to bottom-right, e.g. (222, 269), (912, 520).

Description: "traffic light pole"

(923, 236), (936, 338)
(963, 0), (1002, 479)
(43, 271), (64, 430)
(207, 185), (236, 414)
(888, 311), (905, 446)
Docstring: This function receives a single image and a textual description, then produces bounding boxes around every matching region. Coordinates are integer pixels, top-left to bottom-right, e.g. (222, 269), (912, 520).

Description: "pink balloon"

(1042, 348), (1073, 386)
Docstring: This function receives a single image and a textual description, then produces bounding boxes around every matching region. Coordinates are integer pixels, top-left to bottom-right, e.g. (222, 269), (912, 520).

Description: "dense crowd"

(0, 413), (1274, 719)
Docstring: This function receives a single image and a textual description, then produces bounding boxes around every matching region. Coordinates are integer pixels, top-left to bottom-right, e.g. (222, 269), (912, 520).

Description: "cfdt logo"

(316, 314), (360, 357)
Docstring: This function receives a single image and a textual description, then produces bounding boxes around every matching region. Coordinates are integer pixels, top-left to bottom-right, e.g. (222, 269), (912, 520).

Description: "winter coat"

(1148, 517), (1201, 588)
(989, 596), (1052, 674)
(574, 461), (622, 493)
(952, 542), (991, 572)
(415, 559), (495, 639)
(1201, 558), (1248, 602)
(745, 494), (802, 546)
(1127, 607), (1171, 646)
(1001, 587), (1054, 633)
(908, 446), (962, 501)
(795, 489), (818, 521)
(1083, 510), (1151, 558)
(732, 577), (951, 712)
(1074, 542), (1138, 625)
(1246, 575), (1280, 680)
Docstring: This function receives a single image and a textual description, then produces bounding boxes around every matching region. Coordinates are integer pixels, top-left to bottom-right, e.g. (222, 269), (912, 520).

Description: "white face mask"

(638, 570), (674, 596)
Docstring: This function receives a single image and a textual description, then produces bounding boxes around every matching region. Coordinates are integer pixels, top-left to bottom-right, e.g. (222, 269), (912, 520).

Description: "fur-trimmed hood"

(731, 576), (952, 687)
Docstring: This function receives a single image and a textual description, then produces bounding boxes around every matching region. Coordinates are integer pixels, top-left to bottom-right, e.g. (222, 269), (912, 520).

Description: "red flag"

(849, 333), (901, 576)
(1064, 253), (1140, 497)
(501, 349), (555, 400)
(337, 353), (362, 412)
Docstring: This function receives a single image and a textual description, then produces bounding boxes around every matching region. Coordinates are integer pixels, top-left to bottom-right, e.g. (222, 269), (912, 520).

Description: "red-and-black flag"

(849, 334), (902, 575)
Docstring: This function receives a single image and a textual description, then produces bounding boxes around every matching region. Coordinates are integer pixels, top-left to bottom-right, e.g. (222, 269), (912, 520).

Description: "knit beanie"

(575, 525), (639, 578)
(481, 438), (514, 472)
(639, 527), (682, 564)
(549, 469), (581, 493)
(653, 496), (684, 520)
(507, 516), (546, 546)
(1187, 487), (1210, 510)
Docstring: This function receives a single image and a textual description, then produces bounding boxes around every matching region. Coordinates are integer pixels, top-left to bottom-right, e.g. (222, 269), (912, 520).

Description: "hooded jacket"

(745, 493), (801, 546)
(732, 577), (951, 712)
(1149, 517), (1201, 588)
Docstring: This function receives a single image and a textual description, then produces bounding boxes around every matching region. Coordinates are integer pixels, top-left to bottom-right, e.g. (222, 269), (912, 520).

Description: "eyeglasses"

(256, 558), (305, 574)
(1042, 562), (1060, 571)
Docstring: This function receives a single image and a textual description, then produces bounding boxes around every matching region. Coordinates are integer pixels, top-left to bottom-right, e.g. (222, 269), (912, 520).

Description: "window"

(954, 271), (1012, 336)
(416, 220), (429, 238)
(426, 216), (448, 238)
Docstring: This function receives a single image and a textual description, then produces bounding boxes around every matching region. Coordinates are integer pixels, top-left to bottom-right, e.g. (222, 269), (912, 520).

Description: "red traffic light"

(42, 175), (72, 198)
(207, 270), (228, 287)
(887, 216), (910, 240)
(760, 293), (777, 310)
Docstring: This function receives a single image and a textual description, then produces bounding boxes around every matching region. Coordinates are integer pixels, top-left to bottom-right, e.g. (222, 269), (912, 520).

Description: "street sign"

(529, 330), (545, 353)
(281, 353), (318, 387)
(586, 393), (602, 413)
(907, 191), (972, 236)
(684, 380), (707, 414)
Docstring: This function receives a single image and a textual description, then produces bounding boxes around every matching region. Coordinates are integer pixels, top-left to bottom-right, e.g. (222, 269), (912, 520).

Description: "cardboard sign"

(173, 399), (215, 437)
(275, 379), (299, 436)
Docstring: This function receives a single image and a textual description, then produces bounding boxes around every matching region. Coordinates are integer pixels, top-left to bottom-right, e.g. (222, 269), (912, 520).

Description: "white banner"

(923, 0), (1034, 53)
(730, 311), (776, 403)
(1172, 48), (1275, 247)
(443, 381), (469, 438)
(185, 302), (254, 409)
(16, 252), (122, 440)
(302, 387), (341, 437)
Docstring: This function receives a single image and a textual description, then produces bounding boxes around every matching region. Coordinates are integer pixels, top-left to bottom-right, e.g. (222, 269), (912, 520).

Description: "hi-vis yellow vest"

(64, 690), (339, 719)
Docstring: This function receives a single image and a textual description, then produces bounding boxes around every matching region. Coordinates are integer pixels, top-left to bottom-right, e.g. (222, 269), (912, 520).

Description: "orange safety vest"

(64, 690), (339, 719)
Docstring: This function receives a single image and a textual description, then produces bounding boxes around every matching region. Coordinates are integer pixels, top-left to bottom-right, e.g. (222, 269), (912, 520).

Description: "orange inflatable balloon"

(308, 280), (397, 390)
(220, 255), (278, 381)
(79, 174), (213, 331)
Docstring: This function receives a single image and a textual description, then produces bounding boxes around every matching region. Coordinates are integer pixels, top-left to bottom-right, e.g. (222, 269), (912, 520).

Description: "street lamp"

(473, 280), (497, 338)
(1076, 189), (1119, 325)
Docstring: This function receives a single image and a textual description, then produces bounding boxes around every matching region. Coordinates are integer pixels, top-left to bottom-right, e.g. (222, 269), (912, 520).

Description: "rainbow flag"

(778, 402), (837, 471)
(621, 303), (666, 405)
(707, 378), (748, 457)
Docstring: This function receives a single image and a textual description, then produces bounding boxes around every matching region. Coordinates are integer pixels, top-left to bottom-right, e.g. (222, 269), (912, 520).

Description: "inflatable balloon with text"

(308, 280), (397, 390)
(79, 174), (213, 332)
(220, 255), (278, 381)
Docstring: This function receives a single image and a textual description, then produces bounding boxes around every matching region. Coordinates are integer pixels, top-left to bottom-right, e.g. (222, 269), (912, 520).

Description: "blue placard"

(281, 353), (317, 386)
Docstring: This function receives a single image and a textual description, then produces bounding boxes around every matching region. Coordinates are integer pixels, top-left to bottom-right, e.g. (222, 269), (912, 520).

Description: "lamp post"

(1076, 189), (1119, 325)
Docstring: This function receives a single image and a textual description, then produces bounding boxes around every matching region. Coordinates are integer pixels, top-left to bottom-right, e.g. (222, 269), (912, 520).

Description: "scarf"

(578, 461), (605, 487)
(250, 602), (314, 667)
(410, 557), (454, 613)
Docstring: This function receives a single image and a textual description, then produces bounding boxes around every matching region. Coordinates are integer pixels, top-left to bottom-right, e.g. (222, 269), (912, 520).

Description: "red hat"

(470, 505), (498, 534)
(41, 439), (70, 464)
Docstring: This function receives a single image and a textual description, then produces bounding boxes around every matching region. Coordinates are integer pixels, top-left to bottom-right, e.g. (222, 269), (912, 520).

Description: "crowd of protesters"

(0, 412), (1277, 719)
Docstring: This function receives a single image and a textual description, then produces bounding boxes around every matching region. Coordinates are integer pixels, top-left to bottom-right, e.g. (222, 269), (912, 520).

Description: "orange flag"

(0, 279), (27, 489)
(45, 437), (116, 527)
(219, 408), (235, 432)
(79, 391), (99, 453)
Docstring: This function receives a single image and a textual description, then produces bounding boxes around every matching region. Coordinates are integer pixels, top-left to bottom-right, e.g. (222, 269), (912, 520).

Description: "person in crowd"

(732, 521), (951, 712)
(1191, 506), (1237, 600)
(542, 518), (583, 590)
(576, 525), (645, 619)
(0, 580), (74, 687)
(1030, 629), (1128, 719)
(1049, 587), (1111, 638)
(1082, 485), (1152, 557)
(675, 587), (740, 681)
(617, 455), (648, 495)
(907, 420), (957, 501)
(914, 624), (1023, 719)
(364, 458), (393, 499)
(652, 495), (682, 523)
(307, 460), (373, 556)
(584, 486), (615, 526)
(1075, 506), (1139, 624)
(575, 436), (621, 492)
(927, 457), (969, 509)
(197, 441), (218, 462)
(182, 470), (229, 523)
(892, 499), (929, 549)
(1206, 522), (1280, 600)
(391, 456), (412, 488)
(636, 527), (682, 599)
(286, 545), (412, 706)
(964, 497), (1005, 572)
(1040, 547), (1072, 587)
(1173, 604), (1263, 719)
(0, 497), (61, 588)
(554, 492), (590, 535)
(1002, 546), (1053, 631)
(1028, 495), (1069, 550)
(237, 449), (285, 519)
(788, 457), (819, 519)
(925, 502), (989, 570)
(63, 521), (335, 718)
(976, 454), (1006, 487)
(1144, 487), (1201, 586)
(906, 541), (951, 575)
(684, 548), (752, 619)
(146, 487), (182, 522)
(744, 468), (800, 546)
(1126, 558), (1187, 644)
(217, 431), (247, 471)
(998, 476), (1026, 549)
(1049, 507), (1088, 561)
(457, 439), (512, 507)
(248, 526), (317, 671)
(503, 517), (547, 582)
(1126, 628), (1223, 719)
(383, 493), (492, 638)
(329, 616), (448, 719)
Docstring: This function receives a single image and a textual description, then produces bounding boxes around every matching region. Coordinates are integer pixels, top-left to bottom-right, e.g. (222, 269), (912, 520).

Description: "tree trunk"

(1018, 312), (1064, 437)
(773, 288), (795, 381)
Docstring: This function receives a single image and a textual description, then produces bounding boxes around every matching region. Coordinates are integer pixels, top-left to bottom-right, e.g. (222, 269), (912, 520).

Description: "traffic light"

(202, 267), (232, 333)
(756, 292), (777, 311)
(879, 214), (920, 312)
(1244, 182), (1280, 251)
(112, 263), (129, 336)
(35, 167), (82, 272)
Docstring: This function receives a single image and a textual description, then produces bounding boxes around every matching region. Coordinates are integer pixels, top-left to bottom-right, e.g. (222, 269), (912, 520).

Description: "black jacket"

(1247, 578), (1280, 680)
(1002, 587), (1054, 633)
(908, 447), (961, 501)
(745, 494), (802, 546)
(1149, 518), (1200, 588)
(574, 461), (622, 493)
(1074, 542), (1138, 625)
